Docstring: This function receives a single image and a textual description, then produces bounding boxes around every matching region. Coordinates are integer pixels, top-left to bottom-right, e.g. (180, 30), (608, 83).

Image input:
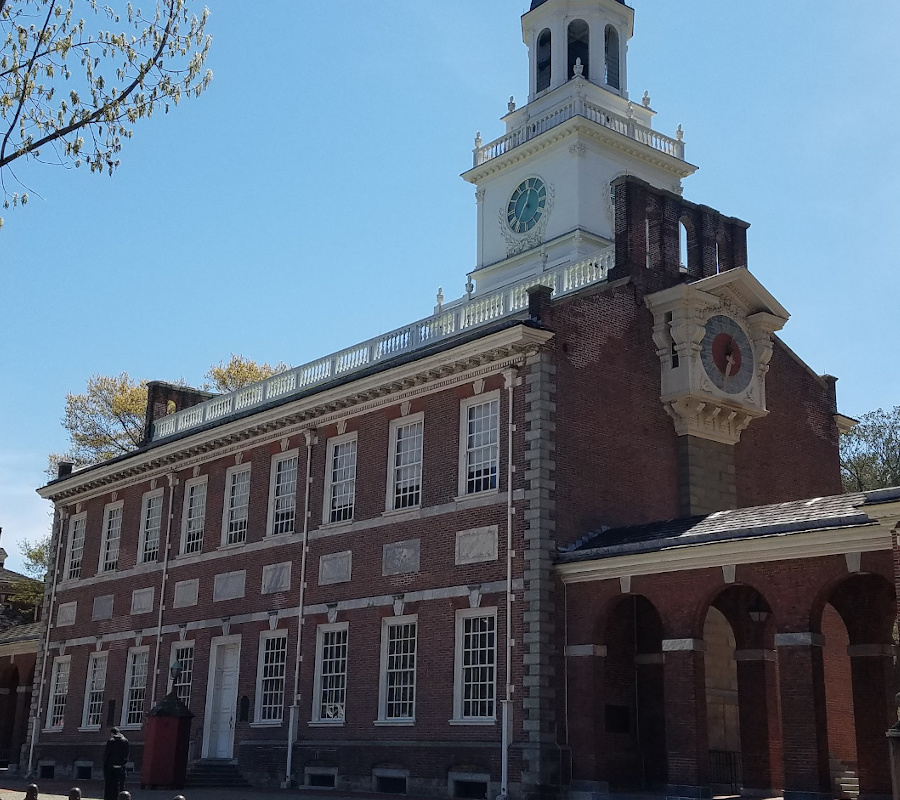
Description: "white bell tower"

(462, 0), (698, 295)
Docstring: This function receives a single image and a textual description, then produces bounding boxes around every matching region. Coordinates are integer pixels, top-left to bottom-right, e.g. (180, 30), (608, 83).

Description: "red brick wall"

(822, 603), (857, 769)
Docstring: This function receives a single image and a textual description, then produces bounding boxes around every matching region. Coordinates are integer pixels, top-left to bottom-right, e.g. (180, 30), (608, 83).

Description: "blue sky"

(1, 1), (898, 572)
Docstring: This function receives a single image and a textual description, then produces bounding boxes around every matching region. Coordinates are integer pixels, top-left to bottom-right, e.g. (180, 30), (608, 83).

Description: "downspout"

(27, 503), (66, 776)
(499, 369), (517, 800)
(285, 428), (315, 788)
(150, 472), (177, 707)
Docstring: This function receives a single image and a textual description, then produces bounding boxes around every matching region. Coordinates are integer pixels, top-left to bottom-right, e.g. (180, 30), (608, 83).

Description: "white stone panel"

(57, 601), (77, 627)
(213, 570), (246, 602)
(262, 562), (291, 594)
(91, 595), (114, 621)
(455, 526), (499, 565)
(319, 551), (352, 586)
(130, 587), (155, 615)
(383, 539), (421, 576)
(173, 579), (199, 609)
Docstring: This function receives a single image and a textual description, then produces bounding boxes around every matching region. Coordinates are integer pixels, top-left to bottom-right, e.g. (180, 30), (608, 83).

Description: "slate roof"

(0, 565), (32, 589)
(0, 621), (42, 646)
(558, 487), (900, 563)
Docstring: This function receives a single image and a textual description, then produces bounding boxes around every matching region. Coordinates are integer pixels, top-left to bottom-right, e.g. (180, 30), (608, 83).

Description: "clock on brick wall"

(645, 268), (790, 445)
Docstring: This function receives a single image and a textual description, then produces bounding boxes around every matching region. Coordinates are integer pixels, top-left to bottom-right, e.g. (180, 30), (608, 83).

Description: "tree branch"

(0, 0), (58, 166)
(0, 0), (177, 169)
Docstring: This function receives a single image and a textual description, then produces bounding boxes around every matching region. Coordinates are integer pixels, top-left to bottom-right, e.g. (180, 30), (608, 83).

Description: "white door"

(207, 643), (240, 759)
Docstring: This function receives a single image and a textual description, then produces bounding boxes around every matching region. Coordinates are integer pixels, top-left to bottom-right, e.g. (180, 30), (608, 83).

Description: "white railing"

(151, 248), (615, 441)
(474, 96), (684, 167)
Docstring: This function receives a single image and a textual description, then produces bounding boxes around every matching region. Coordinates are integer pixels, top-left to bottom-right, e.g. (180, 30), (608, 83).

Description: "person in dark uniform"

(103, 727), (130, 800)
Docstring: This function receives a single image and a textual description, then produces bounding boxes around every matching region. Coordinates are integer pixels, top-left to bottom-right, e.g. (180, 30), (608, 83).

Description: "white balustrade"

(152, 249), (614, 440)
(474, 97), (684, 168)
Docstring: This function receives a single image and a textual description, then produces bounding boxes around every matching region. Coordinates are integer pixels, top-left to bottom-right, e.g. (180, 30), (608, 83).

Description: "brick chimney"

(142, 381), (215, 445)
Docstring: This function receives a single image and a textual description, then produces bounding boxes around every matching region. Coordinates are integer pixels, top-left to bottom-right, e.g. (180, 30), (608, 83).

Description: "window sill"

(448, 718), (496, 726)
(381, 507), (421, 520)
(218, 541), (247, 552)
(42, 727), (64, 734)
(78, 726), (102, 732)
(453, 489), (499, 504)
(250, 720), (284, 728)
(319, 520), (353, 531)
(308, 720), (345, 727)
(120, 724), (143, 731)
(374, 719), (415, 727)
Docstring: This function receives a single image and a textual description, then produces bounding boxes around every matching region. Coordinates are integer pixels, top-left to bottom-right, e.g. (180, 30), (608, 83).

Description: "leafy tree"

(8, 533), (49, 608)
(0, 0), (212, 225)
(50, 356), (287, 472)
(205, 354), (287, 393)
(840, 406), (900, 492)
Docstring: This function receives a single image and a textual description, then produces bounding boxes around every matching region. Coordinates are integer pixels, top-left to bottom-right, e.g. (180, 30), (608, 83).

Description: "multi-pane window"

(327, 437), (357, 524)
(171, 643), (194, 708)
(224, 467), (251, 545)
(140, 491), (163, 563)
(462, 397), (500, 495)
(314, 625), (348, 722)
(456, 611), (497, 720)
(269, 453), (298, 536)
(65, 515), (86, 580)
(46, 657), (70, 729)
(182, 479), (207, 555)
(389, 418), (423, 510)
(82, 653), (108, 728)
(123, 649), (149, 727)
(380, 618), (417, 721)
(257, 632), (288, 722)
(100, 503), (123, 573)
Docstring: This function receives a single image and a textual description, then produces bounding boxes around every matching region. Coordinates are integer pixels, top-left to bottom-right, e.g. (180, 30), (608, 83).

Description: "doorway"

(203, 637), (241, 759)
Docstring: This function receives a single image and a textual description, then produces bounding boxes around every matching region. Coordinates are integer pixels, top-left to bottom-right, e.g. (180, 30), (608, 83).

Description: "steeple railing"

(473, 96), (684, 167)
(151, 248), (615, 441)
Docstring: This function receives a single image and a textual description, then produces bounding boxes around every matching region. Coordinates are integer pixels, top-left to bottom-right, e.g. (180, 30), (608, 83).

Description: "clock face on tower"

(506, 177), (547, 234)
(700, 315), (754, 395)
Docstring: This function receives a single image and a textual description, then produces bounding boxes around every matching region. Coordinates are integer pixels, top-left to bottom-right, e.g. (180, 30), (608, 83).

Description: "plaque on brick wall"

(319, 551), (352, 586)
(383, 539), (421, 576)
(57, 601), (77, 627)
(455, 526), (499, 565)
(213, 570), (246, 602)
(262, 562), (291, 594)
(92, 595), (114, 621)
(130, 587), (154, 615)
(173, 579), (199, 608)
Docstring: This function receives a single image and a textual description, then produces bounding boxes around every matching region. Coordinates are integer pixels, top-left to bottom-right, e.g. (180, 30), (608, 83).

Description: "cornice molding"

(40, 326), (553, 504)
(556, 522), (891, 585)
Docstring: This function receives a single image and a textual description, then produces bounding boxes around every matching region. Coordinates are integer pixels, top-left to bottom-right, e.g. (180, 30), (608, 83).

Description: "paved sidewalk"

(0, 776), (434, 800)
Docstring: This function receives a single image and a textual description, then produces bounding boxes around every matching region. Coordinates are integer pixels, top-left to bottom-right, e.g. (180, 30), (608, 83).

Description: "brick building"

(28, 1), (897, 799)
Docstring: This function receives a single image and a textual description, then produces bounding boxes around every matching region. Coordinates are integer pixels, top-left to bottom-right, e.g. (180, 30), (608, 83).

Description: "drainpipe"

(285, 429), (315, 788)
(150, 472), (177, 707)
(499, 369), (517, 800)
(27, 503), (67, 777)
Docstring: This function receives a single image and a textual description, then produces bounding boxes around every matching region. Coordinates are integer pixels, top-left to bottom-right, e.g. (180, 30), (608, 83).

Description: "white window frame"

(377, 614), (418, 724)
(385, 414), (424, 512)
(121, 646), (150, 729)
(452, 607), (498, 724)
(45, 655), (71, 730)
(98, 500), (125, 573)
(267, 449), (299, 536)
(138, 487), (165, 564)
(323, 433), (358, 525)
(254, 630), (288, 724)
(311, 622), (349, 724)
(458, 392), (501, 497)
(221, 464), (252, 547)
(180, 475), (208, 555)
(167, 640), (195, 708)
(81, 651), (108, 729)
(63, 512), (87, 581)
